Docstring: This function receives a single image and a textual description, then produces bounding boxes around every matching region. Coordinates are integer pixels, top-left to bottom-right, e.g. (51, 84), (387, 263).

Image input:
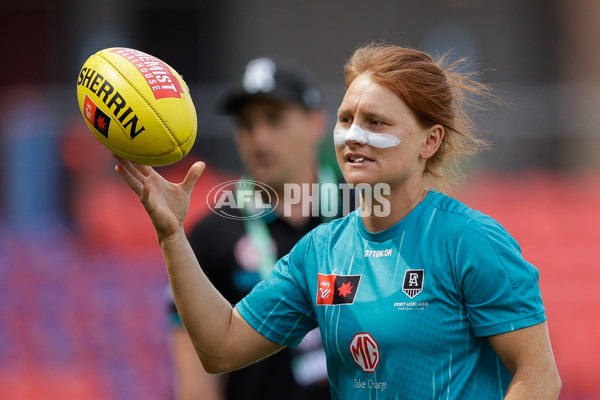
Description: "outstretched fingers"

(113, 155), (149, 196)
(114, 156), (206, 198)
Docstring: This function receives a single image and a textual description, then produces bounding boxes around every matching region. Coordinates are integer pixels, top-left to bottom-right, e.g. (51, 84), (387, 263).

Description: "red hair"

(344, 42), (496, 191)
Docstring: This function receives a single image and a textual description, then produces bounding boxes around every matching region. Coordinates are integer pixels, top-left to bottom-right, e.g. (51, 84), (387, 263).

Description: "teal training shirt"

(237, 190), (546, 399)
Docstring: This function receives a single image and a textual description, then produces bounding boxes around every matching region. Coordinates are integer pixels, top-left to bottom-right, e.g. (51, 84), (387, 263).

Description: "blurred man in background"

(167, 56), (346, 400)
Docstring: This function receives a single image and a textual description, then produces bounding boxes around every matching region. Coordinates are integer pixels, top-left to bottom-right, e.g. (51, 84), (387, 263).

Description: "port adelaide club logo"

(402, 269), (424, 299)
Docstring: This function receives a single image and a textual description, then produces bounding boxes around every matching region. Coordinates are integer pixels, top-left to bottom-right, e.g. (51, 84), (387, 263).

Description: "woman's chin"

(345, 179), (380, 188)
(341, 171), (378, 187)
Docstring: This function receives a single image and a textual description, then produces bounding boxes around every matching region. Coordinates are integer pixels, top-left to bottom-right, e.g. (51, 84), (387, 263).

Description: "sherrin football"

(76, 47), (197, 166)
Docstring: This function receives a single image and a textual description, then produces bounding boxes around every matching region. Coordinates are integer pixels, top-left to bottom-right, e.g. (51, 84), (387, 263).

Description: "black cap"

(218, 57), (323, 115)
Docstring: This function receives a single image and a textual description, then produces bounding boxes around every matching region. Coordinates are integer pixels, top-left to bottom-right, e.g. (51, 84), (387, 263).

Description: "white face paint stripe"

(333, 124), (401, 148)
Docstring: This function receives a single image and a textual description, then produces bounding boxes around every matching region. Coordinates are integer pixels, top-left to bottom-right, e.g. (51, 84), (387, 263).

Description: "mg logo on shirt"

(350, 333), (380, 373)
(402, 269), (424, 299)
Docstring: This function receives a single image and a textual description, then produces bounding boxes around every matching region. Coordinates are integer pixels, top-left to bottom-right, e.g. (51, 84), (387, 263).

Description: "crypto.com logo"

(206, 180), (278, 220)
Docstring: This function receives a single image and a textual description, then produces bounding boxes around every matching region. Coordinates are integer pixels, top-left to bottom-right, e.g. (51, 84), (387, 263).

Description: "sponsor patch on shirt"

(316, 273), (361, 305)
(350, 332), (381, 373)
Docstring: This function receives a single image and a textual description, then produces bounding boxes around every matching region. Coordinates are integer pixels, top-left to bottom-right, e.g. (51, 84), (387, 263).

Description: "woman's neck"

(360, 180), (428, 233)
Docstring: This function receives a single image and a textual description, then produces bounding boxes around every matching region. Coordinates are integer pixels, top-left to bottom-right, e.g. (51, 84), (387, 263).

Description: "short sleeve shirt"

(237, 190), (546, 399)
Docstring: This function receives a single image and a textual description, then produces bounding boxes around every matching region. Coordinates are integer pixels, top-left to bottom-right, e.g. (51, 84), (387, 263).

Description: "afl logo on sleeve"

(402, 269), (424, 299)
(316, 273), (361, 305)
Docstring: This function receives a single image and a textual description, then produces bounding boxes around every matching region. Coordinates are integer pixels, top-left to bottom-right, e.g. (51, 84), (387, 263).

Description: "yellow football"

(76, 47), (197, 166)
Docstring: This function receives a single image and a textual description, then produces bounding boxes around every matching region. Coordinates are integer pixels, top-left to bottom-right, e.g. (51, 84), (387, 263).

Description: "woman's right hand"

(115, 155), (285, 373)
(113, 155), (206, 241)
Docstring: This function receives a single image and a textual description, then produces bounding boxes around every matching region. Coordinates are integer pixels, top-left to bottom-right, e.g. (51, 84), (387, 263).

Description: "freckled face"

(334, 74), (430, 188)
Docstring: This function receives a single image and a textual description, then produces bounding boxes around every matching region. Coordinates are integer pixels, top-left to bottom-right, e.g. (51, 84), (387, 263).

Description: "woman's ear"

(421, 124), (444, 159)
